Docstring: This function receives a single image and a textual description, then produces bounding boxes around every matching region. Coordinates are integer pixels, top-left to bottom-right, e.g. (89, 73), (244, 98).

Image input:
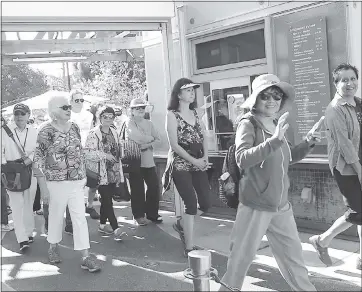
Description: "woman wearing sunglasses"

(33, 95), (101, 273)
(84, 106), (126, 240)
(126, 98), (162, 226)
(219, 74), (324, 291)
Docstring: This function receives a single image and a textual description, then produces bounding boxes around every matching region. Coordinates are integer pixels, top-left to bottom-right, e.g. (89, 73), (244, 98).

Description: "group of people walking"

(1, 62), (361, 291)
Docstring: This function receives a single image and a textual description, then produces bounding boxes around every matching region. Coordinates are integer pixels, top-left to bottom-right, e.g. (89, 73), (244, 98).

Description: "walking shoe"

(173, 220), (186, 247)
(356, 257), (362, 270)
(135, 217), (150, 226)
(184, 246), (203, 258)
(147, 215), (163, 224)
(48, 246), (62, 264)
(114, 228), (126, 241)
(86, 206), (100, 220)
(36, 209), (44, 215)
(98, 224), (114, 235)
(1, 224), (14, 232)
(19, 241), (29, 252)
(64, 225), (73, 235)
(28, 236), (34, 243)
(309, 235), (333, 266)
(81, 254), (101, 273)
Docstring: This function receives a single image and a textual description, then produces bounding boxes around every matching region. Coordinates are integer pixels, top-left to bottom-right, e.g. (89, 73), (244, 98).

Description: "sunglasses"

(134, 106), (146, 111)
(259, 93), (283, 101)
(101, 115), (115, 120)
(74, 99), (85, 103)
(59, 105), (72, 111)
(14, 111), (27, 116)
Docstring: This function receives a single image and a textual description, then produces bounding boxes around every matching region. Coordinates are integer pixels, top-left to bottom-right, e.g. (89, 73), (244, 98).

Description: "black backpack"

(218, 116), (257, 209)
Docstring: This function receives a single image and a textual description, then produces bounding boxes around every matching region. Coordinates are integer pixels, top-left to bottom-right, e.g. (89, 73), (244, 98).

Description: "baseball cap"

(13, 103), (31, 114)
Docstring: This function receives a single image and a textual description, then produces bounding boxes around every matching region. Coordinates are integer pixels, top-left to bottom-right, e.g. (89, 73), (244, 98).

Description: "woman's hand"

(306, 116), (325, 144)
(105, 154), (117, 163)
(273, 112), (290, 141)
(192, 158), (208, 171)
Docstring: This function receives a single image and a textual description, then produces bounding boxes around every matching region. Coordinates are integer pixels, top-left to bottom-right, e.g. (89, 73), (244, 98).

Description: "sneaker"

(114, 228), (126, 241)
(81, 254), (101, 273)
(98, 224), (114, 235)
(48, 246), (62, 264)
(28, 236), (34, 243)
(86, 206), (100, 220)
(19, 241), (29, 252)
(356, 257), (362, 270)
(135, 217), (150, 226)
(64, 225), (73, 235)
(36, 209), (44, 215)
(309, 235), (333, 266)
(173, 220), (186, 248)
(147, 215), (163, 224)
(1, 224), (14, 232)
(183, 246), (202, 258)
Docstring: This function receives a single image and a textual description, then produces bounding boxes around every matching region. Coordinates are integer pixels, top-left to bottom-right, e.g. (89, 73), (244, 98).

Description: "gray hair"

(69, 89), (84, 102)
(48, 95), (68, 121)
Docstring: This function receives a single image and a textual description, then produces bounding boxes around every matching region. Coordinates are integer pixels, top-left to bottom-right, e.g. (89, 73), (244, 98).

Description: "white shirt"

(70, 110), (94, 146)
(1, 123), (38, 163)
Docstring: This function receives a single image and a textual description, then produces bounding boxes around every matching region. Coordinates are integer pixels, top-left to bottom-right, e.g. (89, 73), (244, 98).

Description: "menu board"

(288, 17), (330, 144)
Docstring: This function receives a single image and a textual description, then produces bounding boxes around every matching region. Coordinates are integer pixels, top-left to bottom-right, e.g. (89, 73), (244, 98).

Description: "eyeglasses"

(59, 105), (72, 111)
(101, 115), (115, 120)
(134, 107), (146, 111)
(74, 99), (85, 103)
(14, 111), (27, 116)
(259, 93), (283, 101)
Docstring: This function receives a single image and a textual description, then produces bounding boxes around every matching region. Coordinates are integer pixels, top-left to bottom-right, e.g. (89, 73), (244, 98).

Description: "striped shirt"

(325, 93), (361, 175)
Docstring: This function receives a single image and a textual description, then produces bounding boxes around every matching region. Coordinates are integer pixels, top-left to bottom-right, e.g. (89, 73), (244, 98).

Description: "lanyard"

(14, 128), (29, 152)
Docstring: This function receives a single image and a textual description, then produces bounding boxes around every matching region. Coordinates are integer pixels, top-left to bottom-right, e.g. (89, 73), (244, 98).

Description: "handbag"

(113, 178), (131, 202)
(120, 122), (141, 173)
(1, 123), (33, 192)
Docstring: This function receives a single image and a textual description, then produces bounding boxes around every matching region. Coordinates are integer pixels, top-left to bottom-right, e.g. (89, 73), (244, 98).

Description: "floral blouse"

(172, 110), (204, 171)
(101, 130), (121, 184)
(33, 122), (85, 181)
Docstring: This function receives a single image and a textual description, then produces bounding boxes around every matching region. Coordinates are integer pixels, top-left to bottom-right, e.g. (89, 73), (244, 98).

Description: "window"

(194, 28), (266, 71)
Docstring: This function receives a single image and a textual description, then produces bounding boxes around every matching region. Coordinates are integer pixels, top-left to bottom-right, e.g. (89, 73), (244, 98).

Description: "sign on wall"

(288, 16), (330, 144)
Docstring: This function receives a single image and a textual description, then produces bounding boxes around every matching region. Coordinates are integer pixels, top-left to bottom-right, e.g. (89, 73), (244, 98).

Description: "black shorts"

(333, 168), (362, 225)
(85, 176), (99, 189)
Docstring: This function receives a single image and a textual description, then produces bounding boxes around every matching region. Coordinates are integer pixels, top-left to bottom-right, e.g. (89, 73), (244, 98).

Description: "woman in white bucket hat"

(219, 74), (324, 291)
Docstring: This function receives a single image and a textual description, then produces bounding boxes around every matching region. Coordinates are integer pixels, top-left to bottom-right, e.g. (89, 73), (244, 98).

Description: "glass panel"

(196, 29), (266, 70)
(212, 86), (249, 150)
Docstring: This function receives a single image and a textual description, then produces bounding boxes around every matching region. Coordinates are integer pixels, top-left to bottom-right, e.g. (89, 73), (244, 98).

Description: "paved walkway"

(1, 202), (361, 291)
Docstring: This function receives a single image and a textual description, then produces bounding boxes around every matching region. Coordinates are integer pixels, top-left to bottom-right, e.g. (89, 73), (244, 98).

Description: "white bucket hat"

(242, 74), (295, 112)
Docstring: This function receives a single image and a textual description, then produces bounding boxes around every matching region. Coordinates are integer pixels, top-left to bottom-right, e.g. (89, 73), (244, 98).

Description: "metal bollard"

(183, 250), (217, 291)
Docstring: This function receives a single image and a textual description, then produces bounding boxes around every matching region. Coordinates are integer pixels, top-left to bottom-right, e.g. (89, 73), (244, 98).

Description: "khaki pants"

(8, 176), (37, 243)
(47, 179), (90, 251)
(220, 203), (316, 291)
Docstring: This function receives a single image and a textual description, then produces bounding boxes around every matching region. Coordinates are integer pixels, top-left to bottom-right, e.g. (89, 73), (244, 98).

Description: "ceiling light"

(12, 56), (87, 62)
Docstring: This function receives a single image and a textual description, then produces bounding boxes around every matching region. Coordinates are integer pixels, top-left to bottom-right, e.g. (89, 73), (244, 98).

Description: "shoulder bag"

(1, 123), (33, 192)
(119, 121), (141, 173)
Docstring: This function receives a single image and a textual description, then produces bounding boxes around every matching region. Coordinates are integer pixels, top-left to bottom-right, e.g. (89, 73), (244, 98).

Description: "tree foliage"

(1, 65), (49, 106)
(72, 61), (146, 109)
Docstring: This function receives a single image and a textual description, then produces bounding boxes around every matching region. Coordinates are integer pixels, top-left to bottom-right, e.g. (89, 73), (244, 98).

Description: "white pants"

(8, 176), (37, 243)
(220, 203), (316, 291)
(47, 179), (90, 251)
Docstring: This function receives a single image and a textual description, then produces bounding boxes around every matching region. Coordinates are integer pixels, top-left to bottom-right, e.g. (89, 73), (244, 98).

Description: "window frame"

(190, 22), (267, 75)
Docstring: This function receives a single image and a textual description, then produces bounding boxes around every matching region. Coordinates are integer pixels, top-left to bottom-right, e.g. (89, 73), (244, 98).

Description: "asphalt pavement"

(1, 202), (361, 291)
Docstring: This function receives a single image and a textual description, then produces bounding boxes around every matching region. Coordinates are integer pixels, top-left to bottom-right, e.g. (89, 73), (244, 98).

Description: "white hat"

(242, 74), (295, 112)
(180, 83), (200, 90)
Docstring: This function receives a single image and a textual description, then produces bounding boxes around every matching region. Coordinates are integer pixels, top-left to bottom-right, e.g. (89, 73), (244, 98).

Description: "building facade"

(144, 1), (362, 238)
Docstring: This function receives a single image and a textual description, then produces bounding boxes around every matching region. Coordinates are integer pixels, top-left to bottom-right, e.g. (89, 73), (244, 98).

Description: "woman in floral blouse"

(165, 78), (211, 257)
(84, 106), (125, 241)
(33, 95), (100, 272)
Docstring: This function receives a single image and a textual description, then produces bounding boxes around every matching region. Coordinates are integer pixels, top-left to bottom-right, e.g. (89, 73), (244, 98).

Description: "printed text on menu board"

(288, 16), (330, 144)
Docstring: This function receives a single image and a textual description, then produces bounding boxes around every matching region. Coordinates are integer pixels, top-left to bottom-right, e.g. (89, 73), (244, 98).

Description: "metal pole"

(188, 250), (211, 291)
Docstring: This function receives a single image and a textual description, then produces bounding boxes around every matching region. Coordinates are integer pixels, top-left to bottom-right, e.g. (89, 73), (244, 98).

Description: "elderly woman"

(309, 63), (362, 270)
(165, 78), (210, 257)
(33, 95), (100, 272)
(84, 106), (125, 240)
(126, 98), (162, 226)
(219, 74), (323, 291)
